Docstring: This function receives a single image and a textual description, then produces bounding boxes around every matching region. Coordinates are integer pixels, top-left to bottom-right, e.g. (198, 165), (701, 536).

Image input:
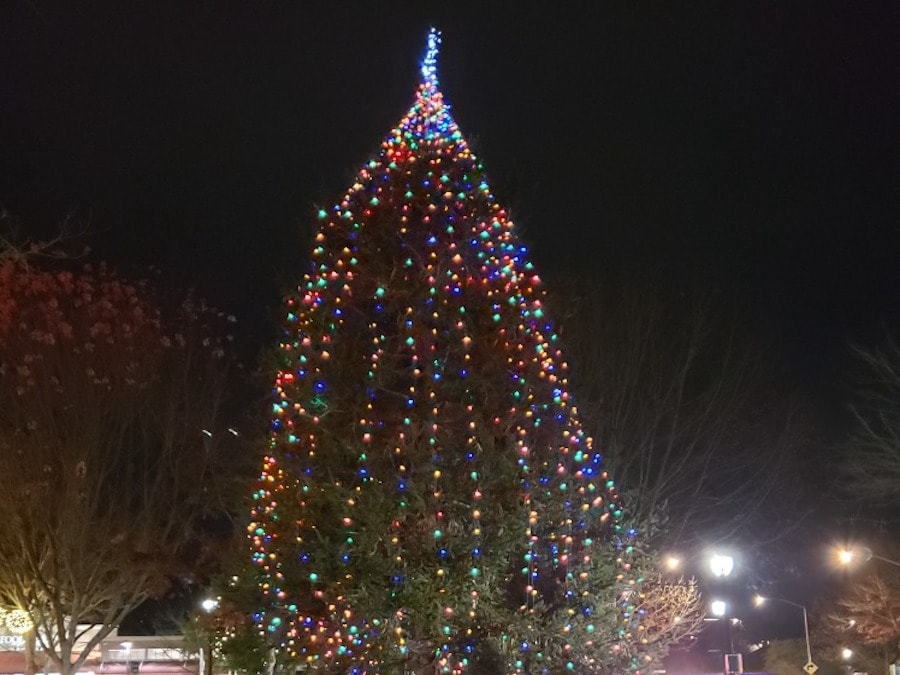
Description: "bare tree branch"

(821, 567), (900, 670)
(841, 338), (900, 505)
(555, 280), (812, 549)
(0, 260), (240, 675)
(0, 211), (92, 267)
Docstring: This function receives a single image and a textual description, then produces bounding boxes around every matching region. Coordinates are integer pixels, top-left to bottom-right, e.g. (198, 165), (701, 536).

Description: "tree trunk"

(56, 639), (77, 675)
(404, 647), (435, 675)
(201, 643), (213, 675)
(23, 630), (36, 675)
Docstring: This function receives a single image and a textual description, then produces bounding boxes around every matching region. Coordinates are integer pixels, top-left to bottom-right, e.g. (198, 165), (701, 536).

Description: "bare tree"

(823, 569), (900, 671)
(0, 260), (239, 675)
(842, 338), (900, 505)
(0, 210), (92, 266)
(629, 573), (705, 670)
(555, 280), (810, 549)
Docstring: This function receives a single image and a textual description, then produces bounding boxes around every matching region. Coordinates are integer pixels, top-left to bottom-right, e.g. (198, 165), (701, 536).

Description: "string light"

(249, 27), (639, 673)
(0, 609), (32, 635)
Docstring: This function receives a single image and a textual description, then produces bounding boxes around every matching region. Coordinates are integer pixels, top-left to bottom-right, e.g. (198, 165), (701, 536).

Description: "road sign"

(803, 662), (818, 674)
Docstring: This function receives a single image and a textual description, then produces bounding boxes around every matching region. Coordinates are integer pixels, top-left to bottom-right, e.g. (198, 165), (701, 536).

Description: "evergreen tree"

(249, 30), (640, 674)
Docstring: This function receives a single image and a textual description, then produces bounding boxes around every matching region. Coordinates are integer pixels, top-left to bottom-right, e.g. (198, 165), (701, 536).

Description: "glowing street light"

(710, 553), (735, 578)
(841, 647), (853, 661)
(198, 598), (219, 675)
(665, 555), (682, 571)
(837, 546), (900, 568)
(710, 600), (727, 617)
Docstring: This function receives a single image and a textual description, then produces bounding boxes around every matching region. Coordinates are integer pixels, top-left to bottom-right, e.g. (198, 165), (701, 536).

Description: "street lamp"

(708, 554), (739, 674)
(708, 600), (740, 674)
(838, 546), (900, 568)
(754, 595), (813, 667)
(840, 647), (855, 675)
(710, 554), (735, 578)
(664, 555), (682, 572)
(199, 598), (219, 675)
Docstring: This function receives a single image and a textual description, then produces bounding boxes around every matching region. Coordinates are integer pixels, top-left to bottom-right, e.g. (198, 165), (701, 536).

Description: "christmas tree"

(249, 29), (640, 674)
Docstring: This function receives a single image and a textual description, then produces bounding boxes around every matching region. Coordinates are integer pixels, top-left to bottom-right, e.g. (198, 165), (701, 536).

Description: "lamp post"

(199, 598), (219, 675)
(709, 600), (742, 674)
(708, 554), (741, 674)
(754, 595), (813, 667)
(840, 647), (855, 675)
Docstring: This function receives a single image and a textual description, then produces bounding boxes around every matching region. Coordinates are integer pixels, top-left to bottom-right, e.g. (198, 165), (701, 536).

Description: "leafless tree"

(841, 338), (900, 505)
(0, 210), (92, 266)
(555, 279), (811, 549)
(0, 260), (240, 675)
(823, 569), (900, 670)
(629, 574), (705, 669)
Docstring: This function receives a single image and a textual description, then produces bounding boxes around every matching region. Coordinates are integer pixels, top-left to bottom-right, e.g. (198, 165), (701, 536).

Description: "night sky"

(3, 3), (899, 369)
(2, 0), (899, 651)
(3, 4), (899, 439)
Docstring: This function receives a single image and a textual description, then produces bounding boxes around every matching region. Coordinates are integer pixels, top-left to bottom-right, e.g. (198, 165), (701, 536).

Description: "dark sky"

(2, 2), (899, 389)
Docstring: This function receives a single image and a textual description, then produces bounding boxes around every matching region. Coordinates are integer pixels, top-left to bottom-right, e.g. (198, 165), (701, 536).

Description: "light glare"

(709, 553), (734, 577)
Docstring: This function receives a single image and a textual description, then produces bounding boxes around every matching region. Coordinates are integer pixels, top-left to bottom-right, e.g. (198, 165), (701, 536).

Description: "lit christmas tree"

(249, 29), (640, 674)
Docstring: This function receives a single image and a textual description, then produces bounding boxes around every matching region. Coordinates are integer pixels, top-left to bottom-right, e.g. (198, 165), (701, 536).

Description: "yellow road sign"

(803, 662), (818, 674)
